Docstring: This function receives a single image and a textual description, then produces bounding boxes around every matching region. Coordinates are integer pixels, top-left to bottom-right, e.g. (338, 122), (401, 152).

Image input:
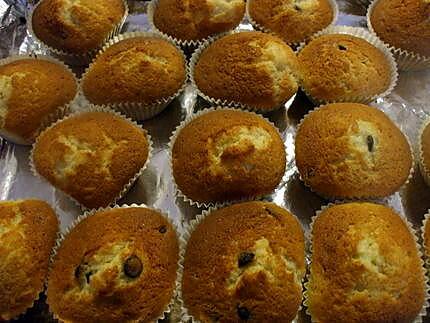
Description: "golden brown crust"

(371, 0), (430, 57)
(420, 122), (430, 179)
(295, 103), (412, 198)
(153, 0), (245, 41)
(194, 32), (299, 109)
(183, 201), (305, 323)
(309, 202), (425, 323)
(47, 207), (179, 323)
(298, 34), (392, 102)
(248, 0), (334, 44)
(82, 37), (186, 106)
(0, 59), (77, 142)
(32, 111), (149, 209)
(0, 199), (58, 321)
(172, 110), (286, 203)
(32, 0), (125, 54)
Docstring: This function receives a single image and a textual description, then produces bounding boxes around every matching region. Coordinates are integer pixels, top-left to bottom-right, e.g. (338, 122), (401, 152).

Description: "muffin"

(32, 110), (150, 209)
(171, 109), (286, 205)
(31, 0), (126, 55)
(298, 33), (393, 103)
(152, 0), (245, 42)
(308, 202), (425, 322)
(193, 31), (299, 111)
(295, 103), (412, 199)
(182, 201), (305, 322)
(0, 199), (58, 321)
(419, 120), (430, 187)
(247, 0), (335, 44)
(0, 57), (77, 145)
(47, 206), (179, 322)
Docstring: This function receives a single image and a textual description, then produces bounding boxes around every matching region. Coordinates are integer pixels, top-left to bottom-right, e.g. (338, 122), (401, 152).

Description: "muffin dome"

(171, 109), (286, 204)
(152, 0), (245, 41)
(0, 58), (77, 144)
(194, 31), (299, 110)
(419, 120), (430, 186)
(47, 206), (179, 322)
(308, 202), (425, 322)
(0, 200), (58, 321)
(295, 103), (412, 199)
(182, 201), (305, 322)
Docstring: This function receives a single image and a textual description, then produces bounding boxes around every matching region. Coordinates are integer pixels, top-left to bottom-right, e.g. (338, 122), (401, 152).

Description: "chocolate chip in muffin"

(338, 44), (347, 51)
(367, 135), (374, 152)
(237, 305), (250, 320)
(124, 255), (143, 278)
(238, 252), (255, 268)
(159, 225), (167, 234)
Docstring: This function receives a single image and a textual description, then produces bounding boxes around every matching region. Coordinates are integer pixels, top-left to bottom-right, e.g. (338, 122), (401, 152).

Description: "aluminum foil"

(1, 0), (430, 322)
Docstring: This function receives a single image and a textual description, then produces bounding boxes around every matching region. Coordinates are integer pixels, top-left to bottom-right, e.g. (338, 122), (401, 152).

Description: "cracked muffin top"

(31, 0), (126, 54)
(194, 31), (299, 110)
(153, 0), (245, 41)
(0, 199), (58, 321)
(171, 109), (286, 204)
(295, 103), (412, 199)
(308, 202), (425, 323)
(298, 34), (392, 103)
(32, 111), (150, 209)
(47, 206), (179, 323)
(182, 201), (305, 322)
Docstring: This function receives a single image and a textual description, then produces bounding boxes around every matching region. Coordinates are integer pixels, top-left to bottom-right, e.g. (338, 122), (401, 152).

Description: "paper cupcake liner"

(47, 203), (181, 323)
(245, 0), (339, 48)
(29, 104), (153, 211)
(168, 106), (292, 209)
(366, 0), (430, 71)
(303, 200), (430, 323)
(79, 31), (188, 121)
(27, 0), (129, 66)
(296, 25), (398, 105)
(418, 118), (430, 187)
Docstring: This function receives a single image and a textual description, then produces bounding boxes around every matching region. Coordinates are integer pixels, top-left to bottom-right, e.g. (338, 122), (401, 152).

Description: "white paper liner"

(421, 212), (430, 269)
(178, 202), (305, 322)
(0, 54), (79, 145)
(245, 0), (339, 47)
(418, 118), (430, 187)
(47, 203), (181, 323)
(27, 0), (129, 66)
(29, 104), (153, 211)
(79, 31), (188, 121)
(296, 25), (398, 105)
(168, 106), (291, 209)
(366, 0), (430, 71)
(304, 200), (430, 323)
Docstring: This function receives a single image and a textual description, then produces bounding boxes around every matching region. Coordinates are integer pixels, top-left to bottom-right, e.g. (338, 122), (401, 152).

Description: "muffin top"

(153, 0), (245, 41)
(82, 36), (186, 106)
(0, 199), (58, 321)
(0, 58), (77, 144)
(248, 0), (334, 44)
(371, 0), (430, 57)
(172, 109), (286, 204)
(194, 31), (299, 110)
(308, 202), (425, 322)
(298, 34), (392, 102)
(295, 103), (412, 199)
(182, 201), (305, 322)
(423, 215), (430, 259)
(420, 120), (430, 177)
(32, 111), (150, 209)
(47, 207), (179, 323)
(32, 0), (126, 54)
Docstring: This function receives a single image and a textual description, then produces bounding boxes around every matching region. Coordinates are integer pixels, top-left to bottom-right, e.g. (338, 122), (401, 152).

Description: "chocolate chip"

(367, 135), (374, 152)
(85, 271), (92, 284)
(238, 252), (255, 267)
(159, 225), (167, 234)
(264, 206), (278, 219)
(75, 262), (91, 284)
(124, 255), (143, 278)
(237, 306), (250, 320)
(338, 45), (347, 50)
(74, 265), (82, 279)
(294, 5), (302, 11)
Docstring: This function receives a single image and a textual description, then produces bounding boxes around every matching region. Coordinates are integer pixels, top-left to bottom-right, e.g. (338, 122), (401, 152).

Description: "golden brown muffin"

(298, 34), (392, 103)
(295, 103), (412, 199)
(153, 0), (245, 41)
(0, 58), (77, 144)
(248, 0), (334, 44)
(32, 111), (150, 209)
(194, 31), (299, 110)
(47, 206), (179, 323)
(182, 201), (305, 322)
(172, 109), (286, 204)
(370, 0), (430, 57)
(0, 199), (58, 321)
(308, 202), (425, 322)
(31, 0), (126, 54)
(82, 36), (186, 106)
(419, 120), (430, 186)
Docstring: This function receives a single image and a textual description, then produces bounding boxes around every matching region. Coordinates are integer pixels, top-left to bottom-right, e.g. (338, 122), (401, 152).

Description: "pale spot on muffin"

(0, 75), (13, 128)
(348, 120), (380, 167)
(208, 0), (244, 21)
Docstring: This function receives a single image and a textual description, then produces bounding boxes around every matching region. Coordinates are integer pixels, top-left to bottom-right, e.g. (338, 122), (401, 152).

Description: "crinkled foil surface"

(1, 0), (430, 322)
